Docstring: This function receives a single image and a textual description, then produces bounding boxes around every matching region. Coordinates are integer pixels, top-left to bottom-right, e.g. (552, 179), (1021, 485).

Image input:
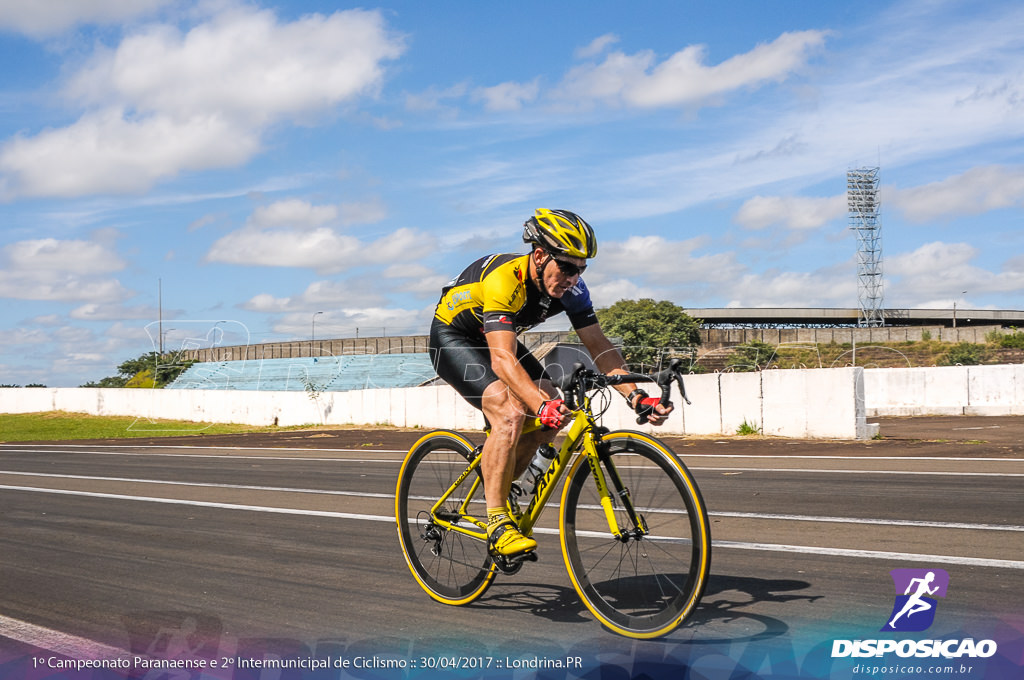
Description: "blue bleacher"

(167, 354), (437, 391)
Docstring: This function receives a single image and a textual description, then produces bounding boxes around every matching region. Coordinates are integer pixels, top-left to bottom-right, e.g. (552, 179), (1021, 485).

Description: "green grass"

(0, 412), (283, 442)
(736, 419), (762, 436)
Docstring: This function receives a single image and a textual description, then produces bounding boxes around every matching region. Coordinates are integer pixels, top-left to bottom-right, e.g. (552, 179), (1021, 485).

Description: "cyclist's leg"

(429, 322), (536, 555)
(479, 381), (537, 555)
(507, 345), (560, 476)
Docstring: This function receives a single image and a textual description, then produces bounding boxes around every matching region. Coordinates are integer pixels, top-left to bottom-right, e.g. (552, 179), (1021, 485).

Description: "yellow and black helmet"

(522, 209), (597, 259)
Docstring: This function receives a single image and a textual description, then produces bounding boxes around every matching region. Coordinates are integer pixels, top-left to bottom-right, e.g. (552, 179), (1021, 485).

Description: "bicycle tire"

(559, 431), (711, 638)
(395, 430), (496, 605)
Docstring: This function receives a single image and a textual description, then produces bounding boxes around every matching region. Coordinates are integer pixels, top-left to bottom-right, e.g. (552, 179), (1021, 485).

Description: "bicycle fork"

(588, 437), (650, 542)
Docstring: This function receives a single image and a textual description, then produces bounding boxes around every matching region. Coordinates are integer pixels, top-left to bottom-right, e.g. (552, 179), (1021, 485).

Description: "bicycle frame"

(424, 390), (639, 545)
(397, 358), (710, 638)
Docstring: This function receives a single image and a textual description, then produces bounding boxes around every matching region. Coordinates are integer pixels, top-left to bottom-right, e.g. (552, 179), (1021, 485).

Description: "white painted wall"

(7, 364), (1020, 439)
(0, 366), (872, 439)
(864, 364), (1024, 417)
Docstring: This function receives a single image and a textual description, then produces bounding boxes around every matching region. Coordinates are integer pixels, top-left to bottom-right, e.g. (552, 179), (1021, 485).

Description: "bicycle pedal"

(491, 549), (538, 575)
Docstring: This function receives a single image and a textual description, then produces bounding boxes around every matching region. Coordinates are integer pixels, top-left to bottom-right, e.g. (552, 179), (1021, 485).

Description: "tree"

(81, 351), (194, 388)
(583, 299), (702, 369)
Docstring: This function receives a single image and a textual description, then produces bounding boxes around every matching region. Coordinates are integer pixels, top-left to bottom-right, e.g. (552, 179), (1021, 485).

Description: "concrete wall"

(178, 331), (567, 363)
(699, 325), (1005, 350)
(174, 325), (1010, 363)
(864, 364), (1024, 416)
(0, 366), (872, 439)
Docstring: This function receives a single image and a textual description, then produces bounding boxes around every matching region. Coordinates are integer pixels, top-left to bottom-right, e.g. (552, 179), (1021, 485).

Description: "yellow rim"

(559, 431), (711, 638)
(395, 430), (495, 606)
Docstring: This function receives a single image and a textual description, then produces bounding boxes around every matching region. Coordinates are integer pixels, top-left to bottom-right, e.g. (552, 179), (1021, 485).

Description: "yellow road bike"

(394, 360), (711, 639)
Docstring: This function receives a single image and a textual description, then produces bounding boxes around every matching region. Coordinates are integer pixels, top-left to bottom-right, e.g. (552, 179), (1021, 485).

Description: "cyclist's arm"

(485, 328), (553, 416)
(575, 323), (672, 422)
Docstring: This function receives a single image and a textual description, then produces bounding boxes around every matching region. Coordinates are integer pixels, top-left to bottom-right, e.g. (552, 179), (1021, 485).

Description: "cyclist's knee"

(481, 388), (526, 438)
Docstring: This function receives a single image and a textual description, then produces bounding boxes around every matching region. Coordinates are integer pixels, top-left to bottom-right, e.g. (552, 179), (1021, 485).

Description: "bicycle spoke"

(396, 432), (494, 605)
(560, 434), (710, 638)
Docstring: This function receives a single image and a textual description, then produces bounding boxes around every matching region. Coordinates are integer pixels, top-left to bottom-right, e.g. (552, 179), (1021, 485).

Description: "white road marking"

(708, 540), (1024, 570)
(2, 471), (1020, 532)
(0, 613), (126, 658)
(0, 484), (394, 522)
(3, 442), (1022, 463)
(1, 446), (1019, 477)
(690, 467), (1024, 477)
(2, 484), (1022, 569)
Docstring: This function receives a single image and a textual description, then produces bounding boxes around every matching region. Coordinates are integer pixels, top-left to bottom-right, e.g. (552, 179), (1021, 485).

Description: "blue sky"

(1, 0), (1022, 386)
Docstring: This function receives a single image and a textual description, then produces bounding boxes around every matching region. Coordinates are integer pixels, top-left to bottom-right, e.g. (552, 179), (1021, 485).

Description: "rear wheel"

(395, 430), (495, 605)
(559, 431), (711, 638)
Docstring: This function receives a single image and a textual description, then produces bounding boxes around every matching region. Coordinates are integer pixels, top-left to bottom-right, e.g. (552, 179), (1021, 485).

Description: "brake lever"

(675, 372), (691, 405)
(635, 359), (690, 423)
(557, 362), (586, 410)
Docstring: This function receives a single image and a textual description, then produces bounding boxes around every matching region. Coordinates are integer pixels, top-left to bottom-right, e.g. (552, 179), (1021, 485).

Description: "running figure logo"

(882, 568), (950, 632)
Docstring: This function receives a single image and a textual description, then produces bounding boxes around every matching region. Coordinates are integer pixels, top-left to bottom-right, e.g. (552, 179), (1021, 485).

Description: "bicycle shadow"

(675, 573), (822, 644)
(471, 573), (821, 644)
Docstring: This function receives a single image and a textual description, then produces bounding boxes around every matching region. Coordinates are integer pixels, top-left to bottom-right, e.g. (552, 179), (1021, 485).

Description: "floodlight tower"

(848, 167), (885, 327)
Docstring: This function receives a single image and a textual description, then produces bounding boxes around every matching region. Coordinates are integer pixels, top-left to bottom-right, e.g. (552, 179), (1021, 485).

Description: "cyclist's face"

(534, 249), (584, 298)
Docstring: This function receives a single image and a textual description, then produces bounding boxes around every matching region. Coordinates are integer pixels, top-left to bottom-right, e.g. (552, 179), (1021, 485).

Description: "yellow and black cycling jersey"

(433, 253), (597, 339)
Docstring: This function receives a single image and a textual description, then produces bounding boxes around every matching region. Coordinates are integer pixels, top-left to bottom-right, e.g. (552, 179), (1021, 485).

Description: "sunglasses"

(551, 257), (587, 277)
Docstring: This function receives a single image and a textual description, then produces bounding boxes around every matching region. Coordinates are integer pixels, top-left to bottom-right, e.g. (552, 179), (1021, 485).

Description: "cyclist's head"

(522, 209), (597, 260)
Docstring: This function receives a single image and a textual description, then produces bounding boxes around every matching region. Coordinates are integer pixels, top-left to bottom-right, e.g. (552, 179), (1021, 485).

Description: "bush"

(939, 342), (985, 366)
(726, 341), (777, 372)
(993, 331), (1024, 349)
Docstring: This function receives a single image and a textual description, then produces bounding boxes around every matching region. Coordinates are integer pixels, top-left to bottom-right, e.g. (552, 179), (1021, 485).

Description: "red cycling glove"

(631, 390), (662, 420)
(538, 399), (565, 429)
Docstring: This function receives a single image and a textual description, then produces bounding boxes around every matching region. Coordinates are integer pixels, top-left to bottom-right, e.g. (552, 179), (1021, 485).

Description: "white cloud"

(0, 6), (405, 198)
(886, 241), (1024, 303)
(339, 198), (388, 226)
(404, 82), (469, 113)
(735, 195), (846, 230)
(725, 269), (854, 308)
(733, 164), (1024, 231)
(474, 79), (540, 112)
(596, 235), (745, 284)
(246, 197), (388, 230)
(0, 109), (259, 198)
(0, 0), (172, 36)
(0, 327), (50, 346)
(889, 165), (1024, 222)
(206, 227), (361, 272)
(270, 306), (433, 340)
(575, 34), (619, 60)
(3, 237), (124, 274)
(586, 278), (659, 306)
(248, 199), (340, 230)
(241, 280), (384, 314)
(0, 237), (130, 302)
(67, 8), (404, 124)
(558, 30), (828, 109)
(206, 224), (433, 275)
(69, 303), (157, 321)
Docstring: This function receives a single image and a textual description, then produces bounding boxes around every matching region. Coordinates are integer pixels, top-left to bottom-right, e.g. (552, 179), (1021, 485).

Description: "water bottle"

(521, 443), (557, 494)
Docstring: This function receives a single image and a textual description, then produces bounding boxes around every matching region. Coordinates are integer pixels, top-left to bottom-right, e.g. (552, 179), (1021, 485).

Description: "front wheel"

(395, 430), (496, 605)
(559, 431), (711, 638)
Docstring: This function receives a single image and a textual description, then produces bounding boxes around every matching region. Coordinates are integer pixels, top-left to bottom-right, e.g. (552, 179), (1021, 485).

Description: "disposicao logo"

(831, 568), (998, 660)
(882, 568), (949, 632)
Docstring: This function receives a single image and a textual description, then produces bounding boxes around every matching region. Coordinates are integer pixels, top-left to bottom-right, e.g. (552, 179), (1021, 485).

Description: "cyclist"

(429, 208), (672, 558)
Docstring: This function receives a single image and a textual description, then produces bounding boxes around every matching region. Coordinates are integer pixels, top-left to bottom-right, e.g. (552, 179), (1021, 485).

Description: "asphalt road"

(1, 416), (1021, 678)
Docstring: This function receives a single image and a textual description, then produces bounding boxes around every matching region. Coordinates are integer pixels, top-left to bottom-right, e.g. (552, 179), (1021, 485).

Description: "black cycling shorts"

(429, 319), (549, 409)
